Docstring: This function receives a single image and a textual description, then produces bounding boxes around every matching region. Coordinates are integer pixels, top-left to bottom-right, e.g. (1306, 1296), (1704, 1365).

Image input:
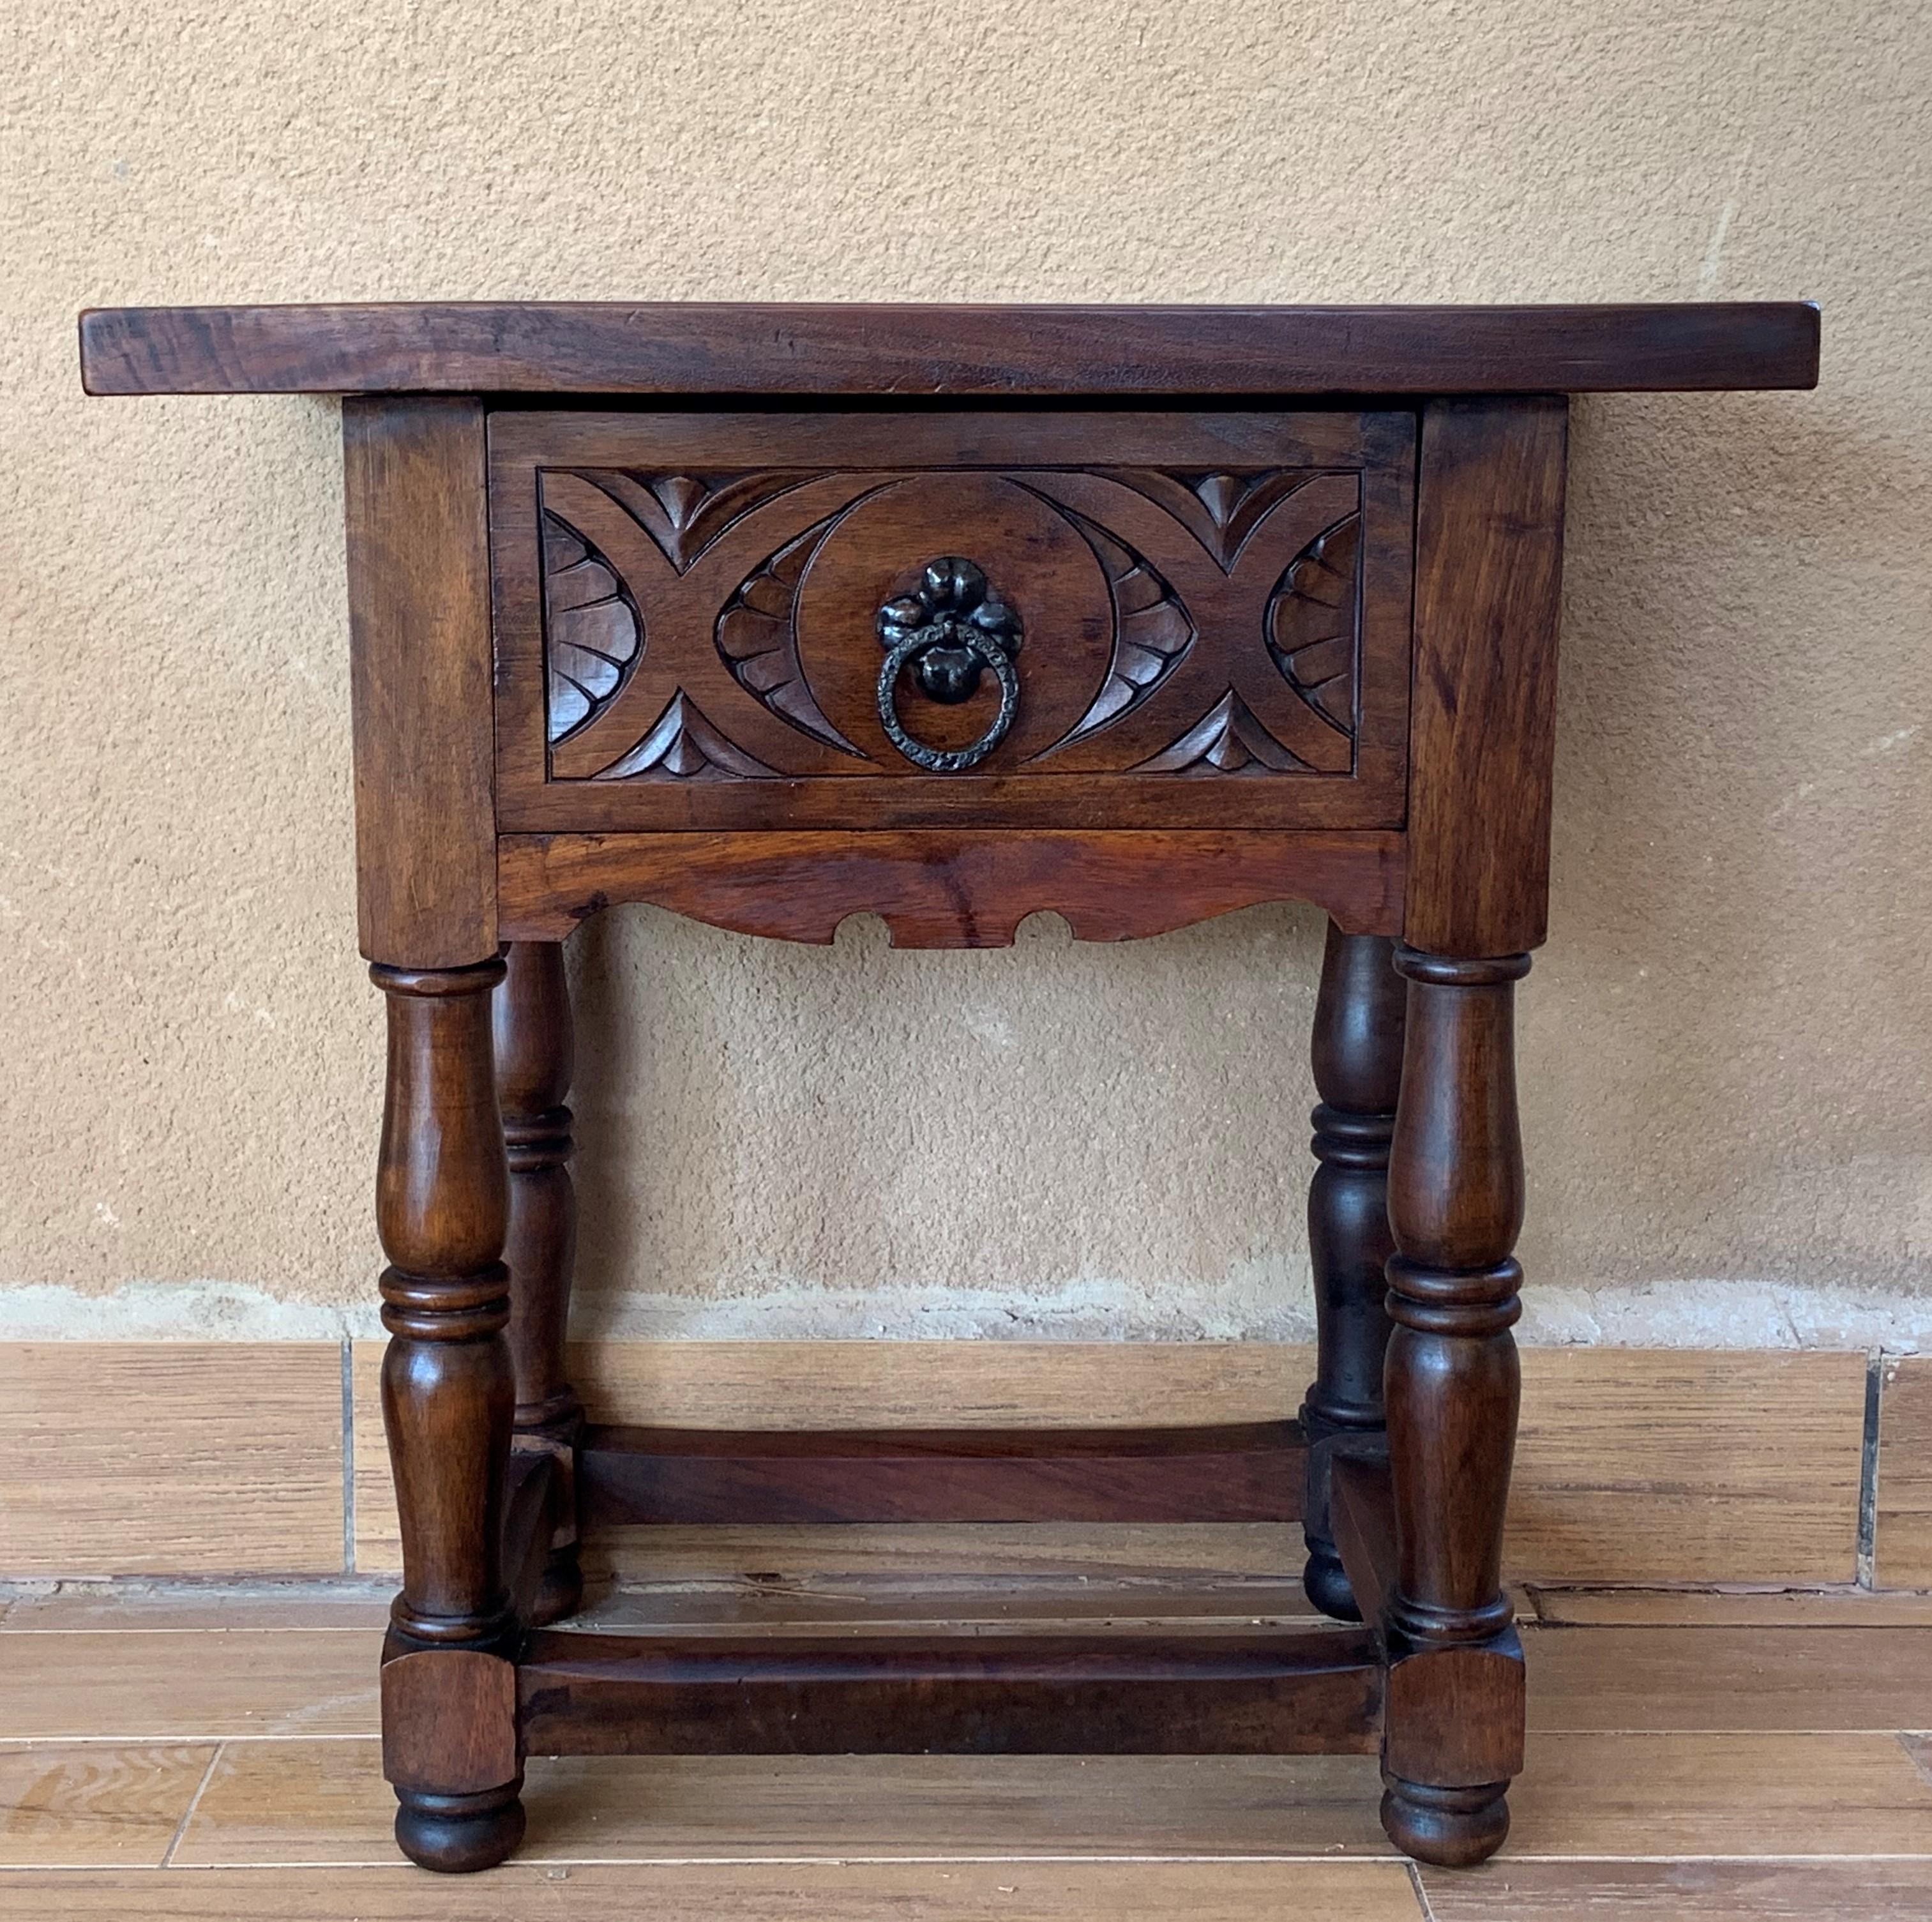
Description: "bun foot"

(1301, 1545), (1362, 1623)
(529, 1546), (584, 1627)
(1380, 1776), (1510, 1866)
(395, 1782), (525, 1873)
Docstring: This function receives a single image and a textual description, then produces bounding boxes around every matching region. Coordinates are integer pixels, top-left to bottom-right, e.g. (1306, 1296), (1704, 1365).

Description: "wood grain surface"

(352, 1340), (1311, 1575)
(1508, 1348), (1866, 1585)
(0, 1343), (343, 1577)
(343, 398), (497, 968)
(153, 1730), (1932, 1865)
(1419, 1861), (1932, 1921)
(0, 1744), (216, 1868)
(170, 1741), (1396, 1864)
(1528, 1585), (1932, 1627)
(1403, 397), (1568, 955)
(497, 830), (1408, 946)
(1875, 1356), (1932, 1586)
(79, 301), (1822, 397)
(578, 1419), (1305, 1525)
(0, 1631), (377, 1741)
(27, 1617), (1932, 1744)
(1502, 1730), (1932, 1856)
(515, 1625), (1380, 1758)
(347, 1342), (1873, 1588)
(0, 1340), (1871, 1588)
(0, 1861), (1428, 1921)
(1521, 1624), (1932, 1731)
(7, 1589), (1932, 1912)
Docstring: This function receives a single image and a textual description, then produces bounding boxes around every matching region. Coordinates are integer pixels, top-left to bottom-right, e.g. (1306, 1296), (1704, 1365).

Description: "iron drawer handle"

(875, 557), (1023, 772)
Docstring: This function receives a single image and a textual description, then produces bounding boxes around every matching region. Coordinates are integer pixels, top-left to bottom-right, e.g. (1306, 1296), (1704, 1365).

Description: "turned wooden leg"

(1378, 948), (1529, 1868)
(1301, 924), (1404, 1621)
(372, 957), (525, 1873)
(496, 940), (584, 1626)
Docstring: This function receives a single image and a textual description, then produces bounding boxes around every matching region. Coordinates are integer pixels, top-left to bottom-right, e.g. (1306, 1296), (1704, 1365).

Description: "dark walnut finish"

(1380, 947), (1532, 1865)
(80, 299), (1818, 396)
(344, 399), (497, 969)
(518, 1628), (1382, 1759)
(1299, 924), (1405, 1621)
(488, 409), (1415, 834)
(496, 828), (1407, 948)
(1405, 398), (1569, 953)
(370, 958), (523, 1871)
(495, 941), (584, 1626)
(79, 301), (1818, 1875)
(577, 1420), (1305, 1527)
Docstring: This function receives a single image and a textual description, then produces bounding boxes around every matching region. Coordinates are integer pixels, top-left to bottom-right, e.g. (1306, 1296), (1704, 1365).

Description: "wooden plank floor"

(4, 1573), (1932, 1918)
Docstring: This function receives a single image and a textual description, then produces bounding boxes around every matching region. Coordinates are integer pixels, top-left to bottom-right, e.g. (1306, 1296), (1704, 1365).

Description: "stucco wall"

(2, 1), (1928, 1348)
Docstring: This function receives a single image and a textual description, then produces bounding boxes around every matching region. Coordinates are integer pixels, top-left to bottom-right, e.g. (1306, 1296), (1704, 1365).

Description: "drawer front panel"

(490, 411), (1414, 833)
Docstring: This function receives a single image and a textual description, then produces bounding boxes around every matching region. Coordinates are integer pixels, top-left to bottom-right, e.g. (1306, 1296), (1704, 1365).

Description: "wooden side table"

(81, 301), (1818, 1872)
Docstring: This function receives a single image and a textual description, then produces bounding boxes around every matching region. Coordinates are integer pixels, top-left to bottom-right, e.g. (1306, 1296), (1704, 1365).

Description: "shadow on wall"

(566, 898), (1330, 1341)
(559, 391), (1932, 1345)
(1532, 391), (1932, 1308)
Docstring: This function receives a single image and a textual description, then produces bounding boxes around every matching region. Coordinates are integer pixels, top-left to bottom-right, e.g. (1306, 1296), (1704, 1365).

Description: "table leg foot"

(1301, 1548), (1361, 1621)
(529, 1551), (585, 1627)
(1380, 1776), (1510, 1867)
(395, 1782), (527, 1874)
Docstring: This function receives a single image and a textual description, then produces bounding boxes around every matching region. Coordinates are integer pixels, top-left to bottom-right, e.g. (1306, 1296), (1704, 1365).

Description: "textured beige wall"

(1, 1), (1928, 1348)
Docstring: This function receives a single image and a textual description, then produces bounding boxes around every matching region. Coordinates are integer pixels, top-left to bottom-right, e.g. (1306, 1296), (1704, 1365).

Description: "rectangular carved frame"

(489, 409), (1416, 835)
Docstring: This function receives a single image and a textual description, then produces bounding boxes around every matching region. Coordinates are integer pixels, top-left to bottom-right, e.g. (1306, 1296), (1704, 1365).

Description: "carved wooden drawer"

(488, 411), (1415, 833)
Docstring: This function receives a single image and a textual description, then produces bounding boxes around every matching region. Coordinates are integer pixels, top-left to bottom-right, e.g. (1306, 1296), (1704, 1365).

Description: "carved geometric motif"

(540, 513), (642, 744)
(1266, 515), (1361, 737)
(591, 690), (776, 782)
(563, 471), (804, 571)
(714, 518), (866, 754)
(1134, 690), (1313, 776)
(1044, 509), (1195, 746)
(1109, 469), (1332, 570)
(535, 464), (1367, 785)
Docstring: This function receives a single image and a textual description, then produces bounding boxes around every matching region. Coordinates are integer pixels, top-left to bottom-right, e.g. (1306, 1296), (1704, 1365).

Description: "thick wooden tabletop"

(79, 301), (1819, 398)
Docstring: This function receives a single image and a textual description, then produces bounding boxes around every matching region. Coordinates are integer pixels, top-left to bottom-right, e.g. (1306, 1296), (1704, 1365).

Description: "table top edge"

(77, 300), (1822, 398)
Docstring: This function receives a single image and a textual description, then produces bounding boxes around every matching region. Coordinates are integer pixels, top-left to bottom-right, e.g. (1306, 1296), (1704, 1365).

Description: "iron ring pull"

(875, 557), (1023, 773)
(877, 628), (1020, 772)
